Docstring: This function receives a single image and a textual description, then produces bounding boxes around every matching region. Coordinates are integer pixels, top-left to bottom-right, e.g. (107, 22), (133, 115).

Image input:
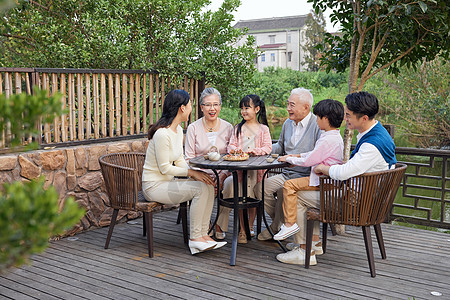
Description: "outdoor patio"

(1, 208), (449, 300)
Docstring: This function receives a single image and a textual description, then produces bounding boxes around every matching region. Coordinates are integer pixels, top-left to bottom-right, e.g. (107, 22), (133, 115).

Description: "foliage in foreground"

(0, 89), (64, 149)
(0, 178), (85, 273)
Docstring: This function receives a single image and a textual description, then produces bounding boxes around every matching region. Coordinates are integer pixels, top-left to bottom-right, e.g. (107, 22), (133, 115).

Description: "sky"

(207, 0), (340, 32)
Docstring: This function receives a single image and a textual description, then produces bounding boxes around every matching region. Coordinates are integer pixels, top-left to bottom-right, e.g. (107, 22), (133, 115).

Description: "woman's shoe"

(212, 241), (227, 250)
(250, 226), (255, 237)
(215, 231), (226, 240)
(189, 240), (216, 255)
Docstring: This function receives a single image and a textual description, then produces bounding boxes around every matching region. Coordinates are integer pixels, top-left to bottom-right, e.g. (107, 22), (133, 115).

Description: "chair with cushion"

(304, 163), (407, 277)
(99, 152), (188, 258)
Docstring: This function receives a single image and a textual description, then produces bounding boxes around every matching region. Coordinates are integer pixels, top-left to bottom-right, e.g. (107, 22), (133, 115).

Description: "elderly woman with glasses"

(185, 87), (233, 240)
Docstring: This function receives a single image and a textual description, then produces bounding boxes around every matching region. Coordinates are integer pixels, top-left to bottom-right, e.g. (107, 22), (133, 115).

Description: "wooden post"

(155, 74), (159, 122)
(197, 77), (205, 119)
(122, 74), (128, 135)
(143, 74), (147, 134)
(85, 74), (91, 139)
(101, 74), (106, 137)
(108, 74), (114, 137)
(77, 73), (84, 140)
(68, 73), (75, 141)
(60, 74), (67, 142)
(149, 74), (154, 125)
(52, 73), (60, 142)
(93, 74), (99, 139)
(135, 74), (141, 134)
(115, 74), (121, 136)
(129, 74), (134, 135)
(44, 73), (52, 143)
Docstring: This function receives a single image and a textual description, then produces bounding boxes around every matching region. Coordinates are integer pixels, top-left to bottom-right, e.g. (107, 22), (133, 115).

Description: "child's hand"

(278, 155), (288, 162)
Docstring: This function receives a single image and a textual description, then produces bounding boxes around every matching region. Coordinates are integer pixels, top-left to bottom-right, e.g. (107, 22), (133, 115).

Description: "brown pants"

(283, 177), (320, 224)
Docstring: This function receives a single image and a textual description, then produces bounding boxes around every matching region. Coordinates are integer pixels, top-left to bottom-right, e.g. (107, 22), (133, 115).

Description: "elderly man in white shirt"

(276, 91), (397, 266)
(255, 88), (321, 240)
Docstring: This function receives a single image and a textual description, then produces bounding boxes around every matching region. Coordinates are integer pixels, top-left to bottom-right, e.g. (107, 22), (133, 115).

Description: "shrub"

(0, 177), (85, 273)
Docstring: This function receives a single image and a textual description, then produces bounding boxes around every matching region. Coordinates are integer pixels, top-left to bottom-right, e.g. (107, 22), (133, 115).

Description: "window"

(269, 35), (275, 44)
(288, 52), (292, 62)
(271, 53), (275, 62)
(261, 53), (265, 62)
(288, 34), (291, 43)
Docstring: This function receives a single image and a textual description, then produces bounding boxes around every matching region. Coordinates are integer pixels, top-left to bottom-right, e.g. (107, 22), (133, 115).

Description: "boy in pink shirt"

(275, 99), (344, 241)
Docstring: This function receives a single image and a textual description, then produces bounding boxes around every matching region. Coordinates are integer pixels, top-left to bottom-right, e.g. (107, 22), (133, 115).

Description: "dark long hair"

(235, 94), (268, 138)
(148, 89), (190, 139)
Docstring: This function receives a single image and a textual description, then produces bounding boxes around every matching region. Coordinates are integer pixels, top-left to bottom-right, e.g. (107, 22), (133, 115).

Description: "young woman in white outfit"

(142, 89), (226, 255)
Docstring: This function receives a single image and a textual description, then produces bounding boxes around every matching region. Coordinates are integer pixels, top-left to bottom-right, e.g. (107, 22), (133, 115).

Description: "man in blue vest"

(277, 91), (397, 265)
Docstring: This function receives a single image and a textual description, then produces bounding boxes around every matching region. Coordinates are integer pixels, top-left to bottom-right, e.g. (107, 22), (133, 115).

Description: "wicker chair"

(99, 152), (188, 258)
(304, 163), (407, 277)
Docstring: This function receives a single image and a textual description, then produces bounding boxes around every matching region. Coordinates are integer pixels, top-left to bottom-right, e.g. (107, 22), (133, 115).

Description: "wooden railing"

(0, 68), (205, 148)
(387, 147), (450, 230)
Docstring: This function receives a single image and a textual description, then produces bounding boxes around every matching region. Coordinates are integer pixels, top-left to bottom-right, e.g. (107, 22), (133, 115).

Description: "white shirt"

(329, 121), (391, 181)
(290, 112), (312, 146)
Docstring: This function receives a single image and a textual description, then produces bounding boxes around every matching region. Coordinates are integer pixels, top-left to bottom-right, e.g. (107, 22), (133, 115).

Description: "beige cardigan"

(142, 126), (189, 182)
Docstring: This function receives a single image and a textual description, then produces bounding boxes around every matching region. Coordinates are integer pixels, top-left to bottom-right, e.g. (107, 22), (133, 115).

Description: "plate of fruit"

(223, 149), (249, 161)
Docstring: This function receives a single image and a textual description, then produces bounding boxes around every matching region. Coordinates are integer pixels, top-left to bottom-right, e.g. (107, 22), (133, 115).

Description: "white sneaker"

(273, 223), (300, 240)
(276, 247), (317, 265)
(286, 241), (324, 255)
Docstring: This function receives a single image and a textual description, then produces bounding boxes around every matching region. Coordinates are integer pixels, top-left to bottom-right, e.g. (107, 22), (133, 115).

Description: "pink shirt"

(227, 124), (272, 183)
(185, 118), (233, 177)
(286, 129), (343, 186)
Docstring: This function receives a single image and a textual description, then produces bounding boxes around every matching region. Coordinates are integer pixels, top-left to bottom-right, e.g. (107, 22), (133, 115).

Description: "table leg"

(241, 170), (251, 241)
(208, 169), (221, 235)
(230, 170), (239, 266)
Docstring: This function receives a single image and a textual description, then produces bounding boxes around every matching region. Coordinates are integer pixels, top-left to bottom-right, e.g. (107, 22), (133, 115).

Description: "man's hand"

(314, 164), (330, 176)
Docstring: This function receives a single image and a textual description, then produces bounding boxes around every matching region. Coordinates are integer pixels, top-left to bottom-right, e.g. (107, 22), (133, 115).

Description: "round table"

(189, 154), (289, 265)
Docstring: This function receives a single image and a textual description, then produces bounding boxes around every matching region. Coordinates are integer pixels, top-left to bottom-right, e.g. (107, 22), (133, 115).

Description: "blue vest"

(351, 122), (397, 168)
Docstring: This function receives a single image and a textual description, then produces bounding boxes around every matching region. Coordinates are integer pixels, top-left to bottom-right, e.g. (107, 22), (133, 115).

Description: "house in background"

(234, 15), (308, 72)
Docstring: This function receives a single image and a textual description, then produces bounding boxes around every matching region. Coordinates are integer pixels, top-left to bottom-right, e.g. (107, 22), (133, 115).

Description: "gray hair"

(290, 88), (313, 107)
(199, 87), (222, 105)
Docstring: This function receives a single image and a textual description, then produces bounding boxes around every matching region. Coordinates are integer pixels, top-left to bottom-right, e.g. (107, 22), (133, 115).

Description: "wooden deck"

(1, 209), (449, 300)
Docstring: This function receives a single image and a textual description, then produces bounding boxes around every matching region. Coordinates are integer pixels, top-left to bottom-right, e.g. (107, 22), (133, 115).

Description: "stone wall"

(0, 138), (148, 235)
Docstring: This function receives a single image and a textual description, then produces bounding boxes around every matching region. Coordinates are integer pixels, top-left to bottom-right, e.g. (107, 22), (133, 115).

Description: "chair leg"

(143, 213), (146, 236)
(144, 211), (154, 258)
(305, 219), (314, 269)
(105, 209), (119, 249)
(330, 224), (337, 236)
(180, 202), (189, 245)
(176, 207), (182, 224)
(374, 224), (386, 259)
(362, 226), (376, 277)
(322, 223), (328, 254)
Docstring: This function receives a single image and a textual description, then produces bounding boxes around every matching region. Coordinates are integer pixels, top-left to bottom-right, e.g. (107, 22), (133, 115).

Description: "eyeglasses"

(201, 103), (221, 108)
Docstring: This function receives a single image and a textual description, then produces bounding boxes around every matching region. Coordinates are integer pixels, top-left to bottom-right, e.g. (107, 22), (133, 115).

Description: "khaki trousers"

(283, 177), (320, 224)
(142, 179), (215, 239)
(294, 190), (321, 244)
(254, 174), (320, 244)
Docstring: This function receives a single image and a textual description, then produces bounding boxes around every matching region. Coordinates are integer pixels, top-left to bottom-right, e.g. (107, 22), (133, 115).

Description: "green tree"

(301, 10), (327, 72)
(0, 0), (257, 102)
(310, 0), (449, 156)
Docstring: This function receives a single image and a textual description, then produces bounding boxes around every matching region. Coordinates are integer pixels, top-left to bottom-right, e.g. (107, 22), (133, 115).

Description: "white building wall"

(236, 28), (307, 72)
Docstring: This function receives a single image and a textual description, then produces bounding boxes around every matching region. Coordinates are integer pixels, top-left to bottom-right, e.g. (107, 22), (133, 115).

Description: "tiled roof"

(234, 15), (307, 32)
(259, 43), (286, 49)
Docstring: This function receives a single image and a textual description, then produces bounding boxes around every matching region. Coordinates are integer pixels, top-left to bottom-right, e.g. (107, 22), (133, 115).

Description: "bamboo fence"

(0, 68), (204, 149)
